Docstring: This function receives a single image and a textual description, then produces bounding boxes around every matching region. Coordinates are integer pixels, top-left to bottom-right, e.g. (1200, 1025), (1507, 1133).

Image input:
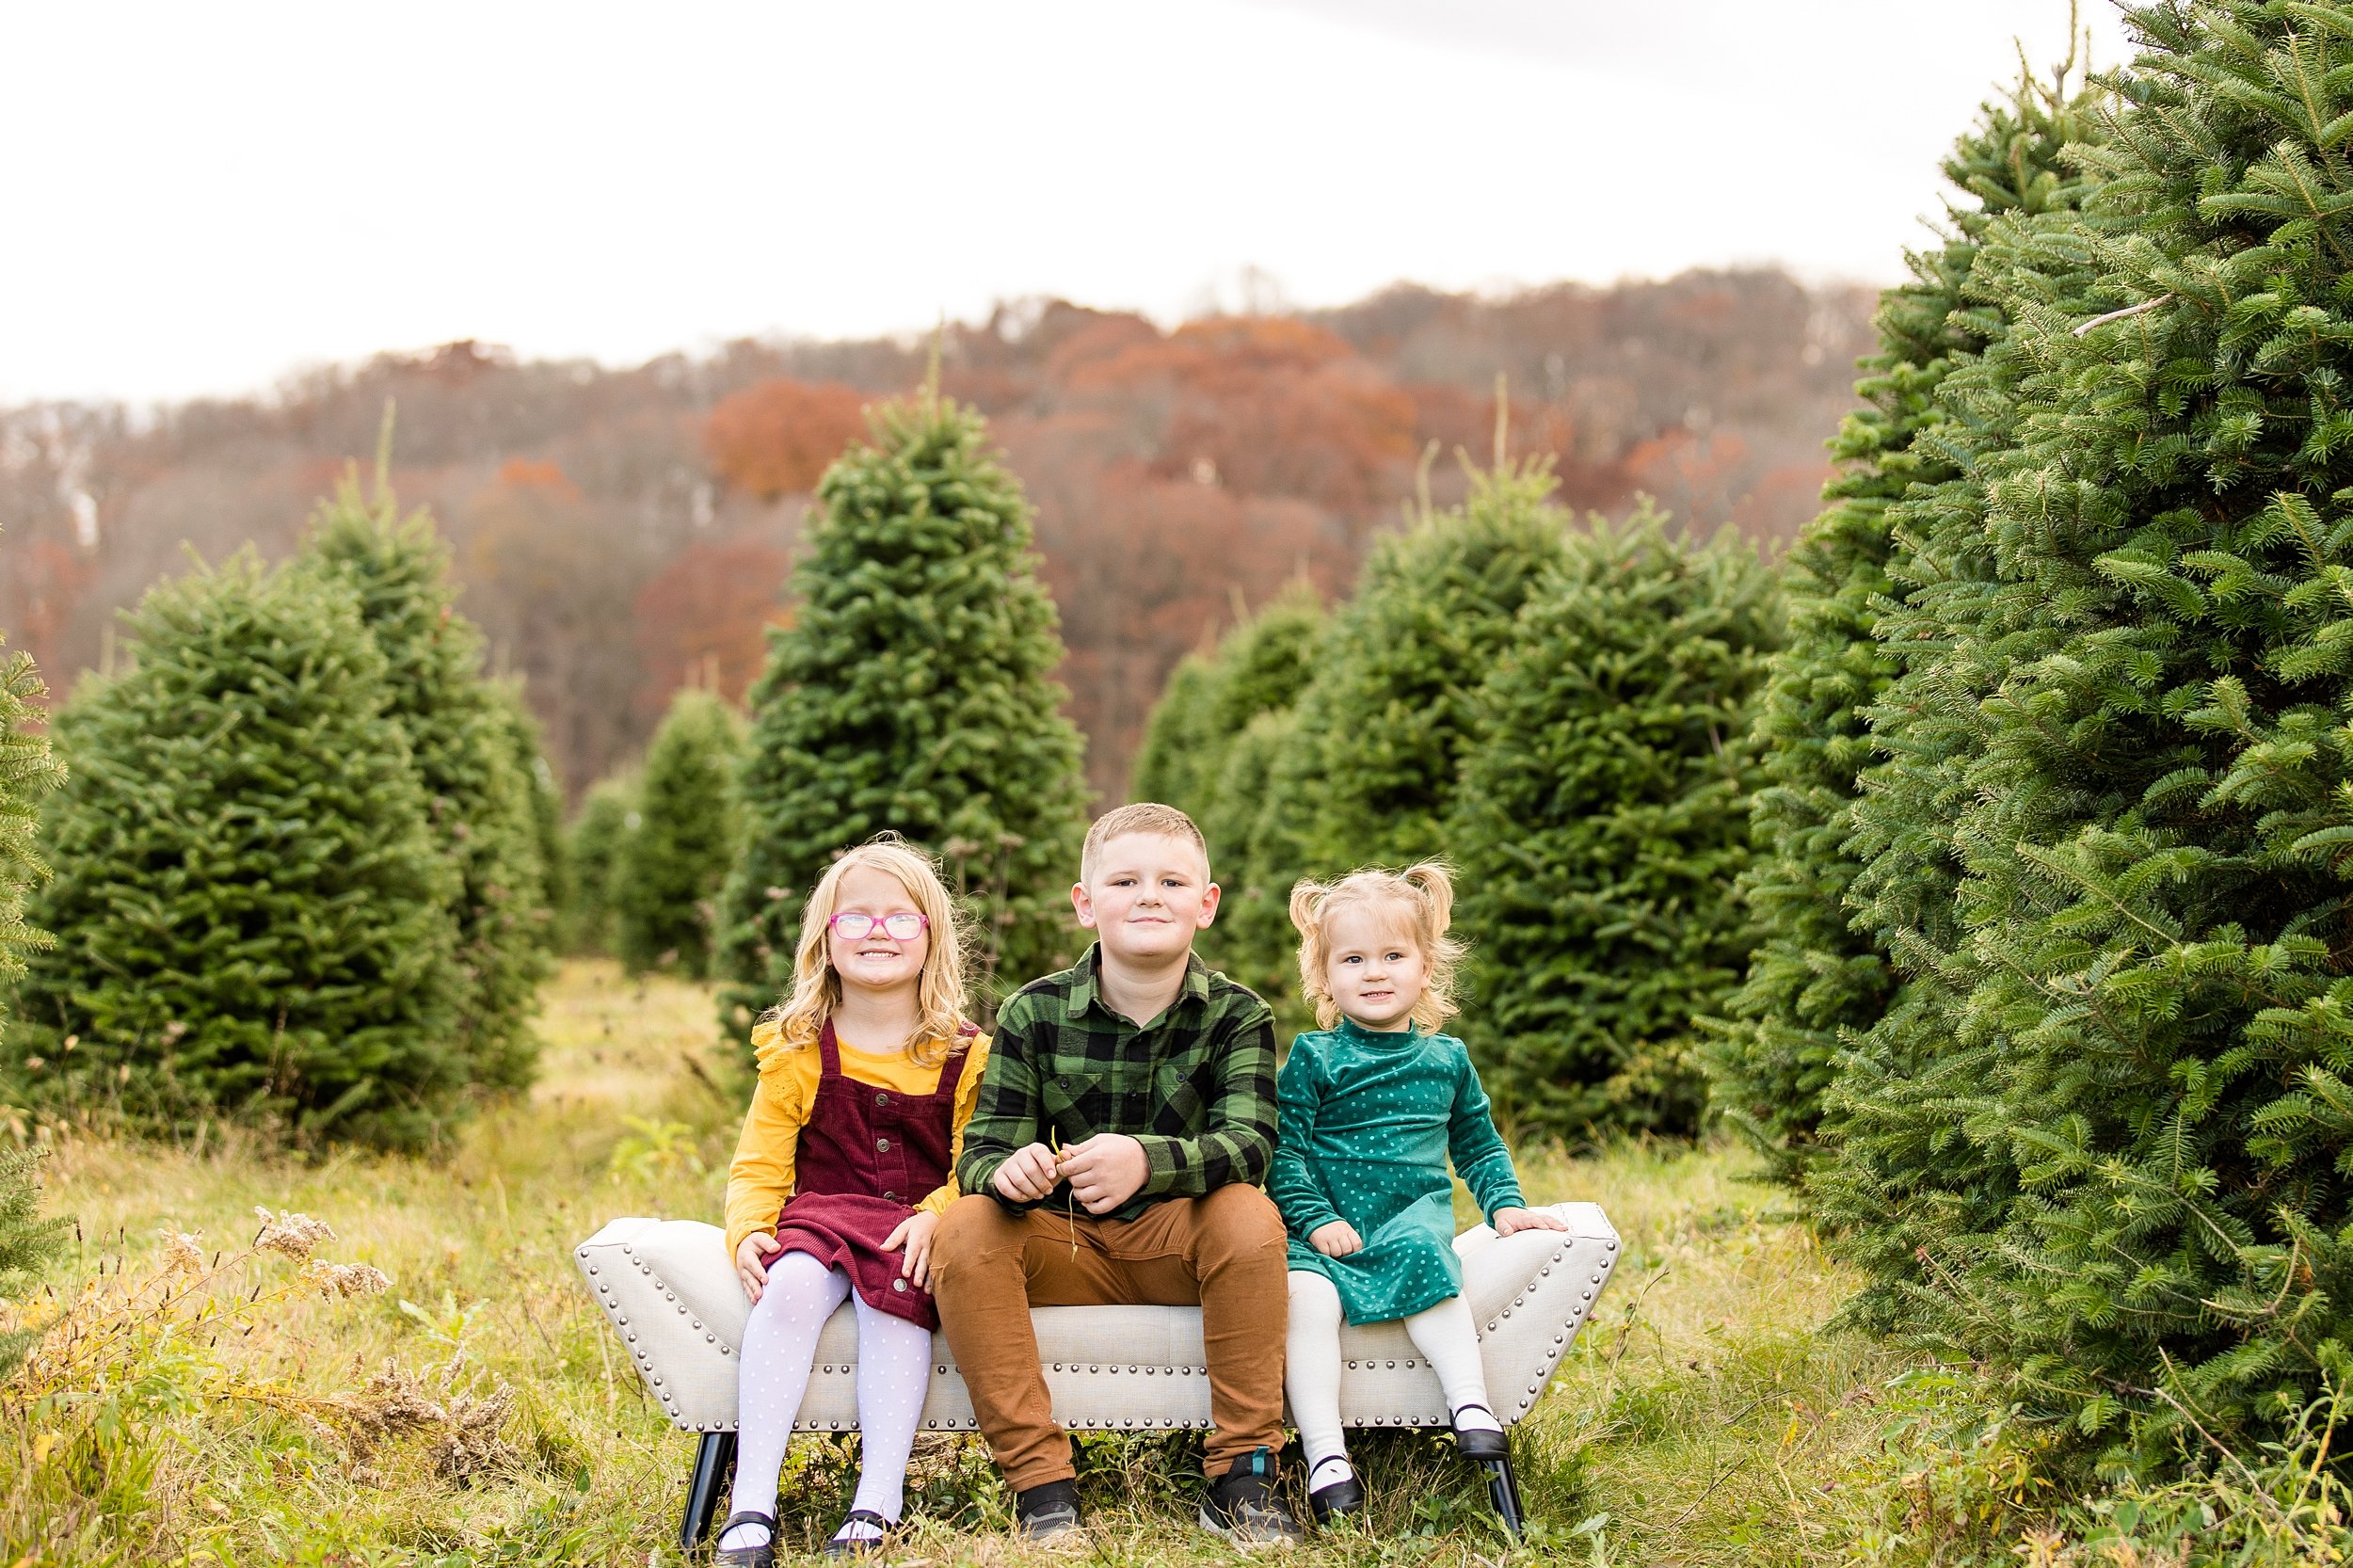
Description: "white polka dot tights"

(720, 1250), (933, 1552)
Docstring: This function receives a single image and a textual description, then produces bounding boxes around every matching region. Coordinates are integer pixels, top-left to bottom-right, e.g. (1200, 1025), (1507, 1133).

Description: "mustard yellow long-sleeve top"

(723, 1018), (993, 1263)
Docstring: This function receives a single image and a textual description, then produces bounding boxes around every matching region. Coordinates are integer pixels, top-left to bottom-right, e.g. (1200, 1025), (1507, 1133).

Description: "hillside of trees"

(0, 269), (1873, 799)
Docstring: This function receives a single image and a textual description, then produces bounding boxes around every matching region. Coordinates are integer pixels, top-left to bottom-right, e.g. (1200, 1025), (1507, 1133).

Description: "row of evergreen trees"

(2, 468), (561, 1150)
(1704, 4), (2352, 1470)
(1137, 464), (1784, 1137)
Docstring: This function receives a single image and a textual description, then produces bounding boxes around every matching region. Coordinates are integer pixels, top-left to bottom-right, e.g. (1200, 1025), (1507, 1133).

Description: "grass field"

(1, 963), (2334, 1566)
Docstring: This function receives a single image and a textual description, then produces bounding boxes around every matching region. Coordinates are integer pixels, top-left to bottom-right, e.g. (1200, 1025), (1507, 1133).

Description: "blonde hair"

(1289, 862), (1465, 1032)
(1082, 802), (1209, 883)
(761, 835), (971, 1067)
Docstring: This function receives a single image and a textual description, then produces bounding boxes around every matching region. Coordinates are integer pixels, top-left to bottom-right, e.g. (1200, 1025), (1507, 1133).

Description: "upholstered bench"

(573, 1200), (1618, 1547)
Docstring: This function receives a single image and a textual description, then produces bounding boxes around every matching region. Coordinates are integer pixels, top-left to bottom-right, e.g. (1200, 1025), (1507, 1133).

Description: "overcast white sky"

(0, 1), (2131, 405)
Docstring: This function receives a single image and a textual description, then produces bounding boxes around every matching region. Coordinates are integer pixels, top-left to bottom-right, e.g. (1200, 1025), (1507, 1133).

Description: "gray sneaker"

(1199, 1448), (1305, 1549)
(1015, 1479), (1084, 1540)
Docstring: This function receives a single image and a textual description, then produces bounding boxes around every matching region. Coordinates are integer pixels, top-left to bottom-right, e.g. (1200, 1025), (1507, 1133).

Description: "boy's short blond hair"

(1081, 802), (1209, 883)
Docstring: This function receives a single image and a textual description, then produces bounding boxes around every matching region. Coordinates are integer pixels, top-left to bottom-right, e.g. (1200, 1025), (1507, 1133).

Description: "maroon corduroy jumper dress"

(770, 1021), (970, 1332)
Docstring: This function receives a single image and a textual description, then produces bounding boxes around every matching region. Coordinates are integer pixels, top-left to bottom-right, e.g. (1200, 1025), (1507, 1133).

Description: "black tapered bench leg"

(1482, 1455), (1525, 1537)
(680, 1431), (737, 1554)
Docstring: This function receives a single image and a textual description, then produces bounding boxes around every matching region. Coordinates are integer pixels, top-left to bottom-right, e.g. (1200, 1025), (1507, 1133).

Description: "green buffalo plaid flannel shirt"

(956, 944), (1278, 1223)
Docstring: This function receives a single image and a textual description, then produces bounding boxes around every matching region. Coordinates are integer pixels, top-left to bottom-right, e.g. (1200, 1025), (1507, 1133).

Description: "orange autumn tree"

(704, 378), (868, 500)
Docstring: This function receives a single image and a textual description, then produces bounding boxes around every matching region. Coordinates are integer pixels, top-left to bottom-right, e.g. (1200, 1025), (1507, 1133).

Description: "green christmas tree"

(1454, 507), (1783, 1138)
(0, 537), (71, 1375)
(615, 688), (744, 978)
(0, 613), (63, 1023)
(489, 678), (566, 956)
(562, 774), (636, 957)
(716, 390), (1089, 1032)
(1129, 652), (1223, 815)
(13, 552), (466, 1150)
(1833, 3), (2353, 1461)
(1707, 63), (2106, 1182)
(1130, 582), (1325, 984)
(299, 472), (549, 1093)
(1227, 464), (1568, 1018)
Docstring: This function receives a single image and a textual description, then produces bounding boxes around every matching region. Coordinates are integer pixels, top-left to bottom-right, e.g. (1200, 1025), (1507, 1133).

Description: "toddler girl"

(1269, 863), (1566, 1524)
(715, 838), (990, 1563)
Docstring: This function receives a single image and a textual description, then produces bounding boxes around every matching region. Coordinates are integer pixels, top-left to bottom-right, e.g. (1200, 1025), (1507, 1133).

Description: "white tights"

(1284, 1271), (1500, 1489)
(720, 1251), (934, 1551)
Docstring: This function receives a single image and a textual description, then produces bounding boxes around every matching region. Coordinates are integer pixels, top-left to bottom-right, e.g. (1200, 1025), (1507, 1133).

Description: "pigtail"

(1289, 877), (1331, 937)
(1401, 860), (1456, 936)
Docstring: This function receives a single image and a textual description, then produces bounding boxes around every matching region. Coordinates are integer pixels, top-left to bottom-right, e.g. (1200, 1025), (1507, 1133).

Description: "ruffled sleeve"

(722, 1018), (820, 1262)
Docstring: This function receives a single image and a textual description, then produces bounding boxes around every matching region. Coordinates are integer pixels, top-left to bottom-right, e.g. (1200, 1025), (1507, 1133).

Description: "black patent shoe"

(1449, 1403), (1510, 1461)
(713, 1510), (777, 1568)
(1305, 1457), (1366, 1526)
(823, 1509), (890, 1557)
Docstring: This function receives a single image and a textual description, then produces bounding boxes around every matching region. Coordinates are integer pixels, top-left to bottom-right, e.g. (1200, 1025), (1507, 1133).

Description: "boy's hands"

(735, 1232), (783, 1303)
(992, 1143), (1062, 1203)
(1309, 1220), (1363, 1257)
(1058, 1133), (1149, 1214)
(1493, 1206), (1569, 1237)
(882, 1209), (942, 1288)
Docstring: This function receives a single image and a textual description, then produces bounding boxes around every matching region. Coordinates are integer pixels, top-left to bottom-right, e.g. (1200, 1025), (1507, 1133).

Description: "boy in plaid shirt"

(932, 803), (1303, 1546)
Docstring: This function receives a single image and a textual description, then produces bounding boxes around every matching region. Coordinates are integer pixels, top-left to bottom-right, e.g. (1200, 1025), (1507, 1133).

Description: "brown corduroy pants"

(929, 1185), (1289, 1491)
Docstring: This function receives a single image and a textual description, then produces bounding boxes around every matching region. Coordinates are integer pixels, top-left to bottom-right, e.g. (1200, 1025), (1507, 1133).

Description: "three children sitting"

(713, 804), (1548, 1561)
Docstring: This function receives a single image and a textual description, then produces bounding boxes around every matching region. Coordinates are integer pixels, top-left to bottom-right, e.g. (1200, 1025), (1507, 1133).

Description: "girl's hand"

(993, 1143), (1062, 1203)
(1310, 1220), (1363, 1257)
(1493, 1206), (1568, 1237)
(883, 1209), (942, 1288)
(736, 1232), (783, 1303)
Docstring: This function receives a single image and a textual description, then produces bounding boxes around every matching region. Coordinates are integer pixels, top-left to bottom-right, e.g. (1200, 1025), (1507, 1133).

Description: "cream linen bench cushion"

(573, 1199), (1619, 1544)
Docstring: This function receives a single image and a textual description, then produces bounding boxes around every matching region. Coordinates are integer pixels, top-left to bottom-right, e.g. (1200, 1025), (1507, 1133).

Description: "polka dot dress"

(1267, 1019), (1526, 1326)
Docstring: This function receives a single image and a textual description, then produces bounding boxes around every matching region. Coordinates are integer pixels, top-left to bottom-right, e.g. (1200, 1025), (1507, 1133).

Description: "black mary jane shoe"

(823, 1509), (892, 1558)
(1306, 1459), (1367, 1526)
(712, 1510), (778, 1568)
(1449, 1403), (1511, 1462)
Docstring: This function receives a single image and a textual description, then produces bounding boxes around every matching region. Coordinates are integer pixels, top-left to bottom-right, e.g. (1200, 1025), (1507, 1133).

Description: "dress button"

(884, 1192), (899, 1202)
(875, 1092), (889, 1106)
(892, 1278), (908, 1291)
(877, 1137), (891, 1152)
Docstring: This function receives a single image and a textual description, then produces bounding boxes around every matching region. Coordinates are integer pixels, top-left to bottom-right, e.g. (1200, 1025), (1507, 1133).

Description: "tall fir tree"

(562, 773), (637, 957)
(1128, 653), (1223, 815)
(1454, 507), (1783, 1138)
(1130, 582), (1326, 984)
(299, 471), (549, 1093)
(0, 534), (71, 1374)
(615, 688), (744, 978)
(489, 678), (566, 956)
(716, 390), (1089, 1032)
(1228, 464), (1568, 1020)
(1833, 4), (2353, 1460)
(13, 552), (467, 1150)
(0, 599), (64, 1025)
(1708, 64), (2106, 1182)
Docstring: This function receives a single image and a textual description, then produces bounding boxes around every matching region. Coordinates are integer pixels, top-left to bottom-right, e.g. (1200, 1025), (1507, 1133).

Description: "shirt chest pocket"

(1153, 1060), (1213, 1129)
(1040, 1069), (1108, 1140)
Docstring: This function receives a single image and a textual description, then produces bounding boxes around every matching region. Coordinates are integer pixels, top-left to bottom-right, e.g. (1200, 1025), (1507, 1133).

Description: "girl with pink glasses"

(715, 836), (989, 1562)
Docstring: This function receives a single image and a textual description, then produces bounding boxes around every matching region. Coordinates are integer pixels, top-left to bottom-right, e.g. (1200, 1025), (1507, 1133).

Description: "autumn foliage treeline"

(0, 271), (1873, 800)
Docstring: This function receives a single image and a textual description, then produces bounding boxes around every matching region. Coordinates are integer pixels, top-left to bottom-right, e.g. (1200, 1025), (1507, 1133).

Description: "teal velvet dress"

(1269, 1019), (1526, 1325)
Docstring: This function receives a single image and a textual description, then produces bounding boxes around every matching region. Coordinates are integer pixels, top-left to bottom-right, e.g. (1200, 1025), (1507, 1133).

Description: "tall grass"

(0, 963), (2337, 1564)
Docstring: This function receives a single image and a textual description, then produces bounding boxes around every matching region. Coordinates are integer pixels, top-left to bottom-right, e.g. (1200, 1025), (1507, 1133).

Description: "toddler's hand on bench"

(994, 1143), (1062, 1203)
(1309, 1220), (1363, 1257)
(736, 1233), (784, 1303)
(1493, 1207), (1568, 1237)
(883, 1209), (942, 1288)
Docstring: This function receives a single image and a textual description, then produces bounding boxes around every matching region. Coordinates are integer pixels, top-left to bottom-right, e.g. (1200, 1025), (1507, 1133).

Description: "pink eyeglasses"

(829, 911), (929, 941)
